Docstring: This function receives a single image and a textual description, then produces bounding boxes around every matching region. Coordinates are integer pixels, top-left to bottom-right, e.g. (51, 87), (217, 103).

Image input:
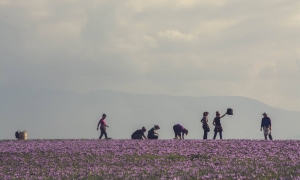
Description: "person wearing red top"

(97, 114), (109, 139)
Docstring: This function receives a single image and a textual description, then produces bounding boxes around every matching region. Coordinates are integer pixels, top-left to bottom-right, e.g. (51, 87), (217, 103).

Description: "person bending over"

(131, 127), (148, 139)
(147, 125), (160, 139)
(173, 124), (188, 140)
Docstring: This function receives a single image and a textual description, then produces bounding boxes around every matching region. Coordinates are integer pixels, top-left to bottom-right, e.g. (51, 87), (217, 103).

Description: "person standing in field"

(260, 112), (273, 140)
(147, 125), (160, 139)
(131, 127), (148, 139)
(97, 114), (109, 139)
(213, 111), (227, 140)
(173, 124), (188, 140)
(201, 112), (209, 140)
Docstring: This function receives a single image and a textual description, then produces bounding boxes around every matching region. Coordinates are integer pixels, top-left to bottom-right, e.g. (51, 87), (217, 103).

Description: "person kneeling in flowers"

(131, 127), (148, 139)
(173, 124), (188, 139)
(147, 125), (160, 139)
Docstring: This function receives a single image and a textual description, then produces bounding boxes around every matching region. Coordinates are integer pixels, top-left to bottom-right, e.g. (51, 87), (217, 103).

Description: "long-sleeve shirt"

(261, 117), (271, 128)
(132, 129), (146, 138)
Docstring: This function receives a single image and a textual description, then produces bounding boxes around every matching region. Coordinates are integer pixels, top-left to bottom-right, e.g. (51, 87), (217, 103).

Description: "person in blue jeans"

(213, 111), (227, 140)
(260, 112), (273, 140)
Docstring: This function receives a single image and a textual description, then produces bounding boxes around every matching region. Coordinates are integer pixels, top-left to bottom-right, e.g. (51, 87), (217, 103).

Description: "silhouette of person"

(201, 112), (209, 139)
(97, 114), (109, 139)
(173, 124), (188, 139)
(213, 111), (226, 140)
(131, 127), (148, 139)
(260, 112), (273, 140)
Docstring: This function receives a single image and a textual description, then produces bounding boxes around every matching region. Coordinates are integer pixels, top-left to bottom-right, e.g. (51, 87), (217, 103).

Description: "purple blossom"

(0, 140), (300, 179)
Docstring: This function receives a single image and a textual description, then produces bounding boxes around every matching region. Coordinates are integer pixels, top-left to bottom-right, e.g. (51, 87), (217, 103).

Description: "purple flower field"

(1, 140), (300, 179)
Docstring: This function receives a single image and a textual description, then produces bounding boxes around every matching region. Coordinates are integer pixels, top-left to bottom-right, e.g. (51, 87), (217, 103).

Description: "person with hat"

(260, 112), (273, 140)
(212, 111), (227, 140)
(147, 125), (160, 139)
(173, 124), (188, 140)
(131, 127), (148, 139)
(201, 112), (210, 140)
(97, 114), (109, 139)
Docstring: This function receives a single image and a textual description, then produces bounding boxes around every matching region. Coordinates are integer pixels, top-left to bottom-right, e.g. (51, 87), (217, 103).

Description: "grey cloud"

(0, 0), (299, 111)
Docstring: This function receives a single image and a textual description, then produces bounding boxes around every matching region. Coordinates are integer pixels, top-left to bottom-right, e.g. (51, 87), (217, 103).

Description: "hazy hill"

(1, 87), (299, 140)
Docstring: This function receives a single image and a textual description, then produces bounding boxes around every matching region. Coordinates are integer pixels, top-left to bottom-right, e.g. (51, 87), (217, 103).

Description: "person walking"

(131, 127), (148, 139)
(260, 112), (273, 140)
(201, 112), (210, 140)
(147, 125), (160, 139)
(173, 124), (188, 140)
(213, 111), (227, 140)
(97, 114), (109, 139)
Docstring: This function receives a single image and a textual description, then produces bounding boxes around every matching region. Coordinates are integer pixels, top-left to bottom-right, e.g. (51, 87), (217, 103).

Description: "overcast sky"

(0, 0), (299, 111)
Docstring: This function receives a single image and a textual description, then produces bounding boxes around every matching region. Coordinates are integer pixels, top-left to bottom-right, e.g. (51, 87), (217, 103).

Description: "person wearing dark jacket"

(147, 125), (160, 139)
(260, 112), (273, 140)
(201, 112), (209, 140)
(131, 127), (148, 139)
(212, 111), (227, 140)
(173, 124), (188, 139)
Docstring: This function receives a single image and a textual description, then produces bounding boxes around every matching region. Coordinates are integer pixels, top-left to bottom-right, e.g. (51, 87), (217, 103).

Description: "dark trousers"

(173, 125), (181, 138)
(213, 131), (222, 140)
(131, 135), (143, 139)
(148, 135), (158, 139)
(99, 127), (108, 139)
(203, 130), (208, 140)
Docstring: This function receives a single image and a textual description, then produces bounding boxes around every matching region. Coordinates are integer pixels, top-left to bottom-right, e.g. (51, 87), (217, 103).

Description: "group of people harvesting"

(96, 114), (188, 140)
(97, 111), (273, 140)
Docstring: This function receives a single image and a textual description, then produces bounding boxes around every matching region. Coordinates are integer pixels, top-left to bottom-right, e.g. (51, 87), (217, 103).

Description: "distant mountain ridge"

(1, 87), (299, 140)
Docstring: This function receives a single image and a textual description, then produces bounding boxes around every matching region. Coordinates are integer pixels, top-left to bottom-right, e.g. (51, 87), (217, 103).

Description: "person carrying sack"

(97, 114), (109, 139)
(201, 112), (210, 140)
(260, 112), (273, 140)
(147, 125), (160, 139)
(213, 111), (227, 140)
